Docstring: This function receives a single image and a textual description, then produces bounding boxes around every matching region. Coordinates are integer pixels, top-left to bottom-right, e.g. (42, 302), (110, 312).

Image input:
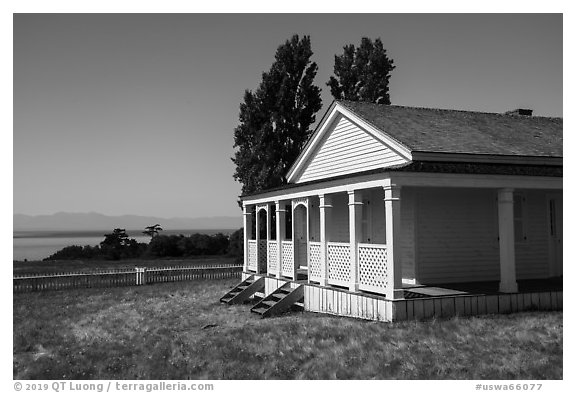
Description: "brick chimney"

(505, 108), (533, 116)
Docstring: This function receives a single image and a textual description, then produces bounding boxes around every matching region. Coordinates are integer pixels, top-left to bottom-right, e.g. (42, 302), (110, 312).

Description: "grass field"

(13, 278), (563, 380)
(13, 256), (239, 275)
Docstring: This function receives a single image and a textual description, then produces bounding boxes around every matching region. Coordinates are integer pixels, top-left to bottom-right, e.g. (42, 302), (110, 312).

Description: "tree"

(100, 228), (131, 248)
(327, 37), (395, 105)
(232, 34), (322, 198)
(143, 224), (163, 239)
(100, 228), (136, 260)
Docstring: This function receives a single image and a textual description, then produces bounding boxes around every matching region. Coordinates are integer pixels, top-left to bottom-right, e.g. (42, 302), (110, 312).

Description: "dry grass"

(13, 279), (562, 380)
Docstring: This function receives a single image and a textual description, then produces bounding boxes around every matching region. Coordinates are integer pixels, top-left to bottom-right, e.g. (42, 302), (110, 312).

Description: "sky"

(13, 13), (563, 219)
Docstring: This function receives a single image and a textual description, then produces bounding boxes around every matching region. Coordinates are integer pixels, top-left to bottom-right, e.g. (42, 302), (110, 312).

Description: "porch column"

(306, 199), (311, 281)
(384, 184), (404, 299)
(290, 201), (296, 277)
(255, 206), (262, 274)
(291, 201), (296, 279)
(275, 200), (287, 279)
(242, 205), (253, 273)
(348, 190), (363, 292)
(266, 203), (273, 276)
(266, 203), (272, 243)
(498, 188), (518, 293)
(319, 194), (333, 286)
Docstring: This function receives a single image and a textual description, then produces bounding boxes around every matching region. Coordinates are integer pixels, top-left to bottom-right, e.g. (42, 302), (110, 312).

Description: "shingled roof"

(338, 100), (563, 158)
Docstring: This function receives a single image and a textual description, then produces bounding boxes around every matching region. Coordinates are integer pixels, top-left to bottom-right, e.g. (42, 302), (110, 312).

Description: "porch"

(242, 272), (562, 322)
(240, 172), (562, 321)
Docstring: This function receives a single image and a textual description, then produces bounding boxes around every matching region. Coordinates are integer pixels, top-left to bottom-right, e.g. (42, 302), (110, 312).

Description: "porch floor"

(402, 277), (563, 299)
(256, 271), (562, 299)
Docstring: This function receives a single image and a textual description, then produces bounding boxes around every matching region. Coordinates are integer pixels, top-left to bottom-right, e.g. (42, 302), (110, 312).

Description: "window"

(285, 205), (292, 240)
(270, 204), (277, 240)
(514, 194), (527, 242)
(361, 199), (373, 243)
(549, 199), (557, 237)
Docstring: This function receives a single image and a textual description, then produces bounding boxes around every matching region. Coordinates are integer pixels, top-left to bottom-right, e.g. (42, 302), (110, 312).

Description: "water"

(13, 229), (235, 261)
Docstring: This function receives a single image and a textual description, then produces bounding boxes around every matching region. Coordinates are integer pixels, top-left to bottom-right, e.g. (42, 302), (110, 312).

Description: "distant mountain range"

(13, 212), (242, 232)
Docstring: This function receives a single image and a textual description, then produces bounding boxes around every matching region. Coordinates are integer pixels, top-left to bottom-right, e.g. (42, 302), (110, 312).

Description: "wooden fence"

(13, 265), (242, 293)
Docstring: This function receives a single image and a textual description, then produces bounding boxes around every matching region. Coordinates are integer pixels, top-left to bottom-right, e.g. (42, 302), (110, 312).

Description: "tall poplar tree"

(327, 37), (395, 104)
(232, 35), (322, 198)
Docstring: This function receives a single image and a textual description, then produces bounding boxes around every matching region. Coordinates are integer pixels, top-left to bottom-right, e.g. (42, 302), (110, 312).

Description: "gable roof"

(286, 100), (562, 183)
(338, 100), (563, 157)
(295, 115), (410, 183)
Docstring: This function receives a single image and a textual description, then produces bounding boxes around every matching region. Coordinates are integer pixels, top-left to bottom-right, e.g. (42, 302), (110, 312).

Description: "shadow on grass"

(13, 279), (563, 379)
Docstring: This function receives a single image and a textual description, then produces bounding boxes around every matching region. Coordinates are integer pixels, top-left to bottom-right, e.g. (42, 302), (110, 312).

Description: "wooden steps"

(251, 283), (304, 318)
(219, 275), (265, 305)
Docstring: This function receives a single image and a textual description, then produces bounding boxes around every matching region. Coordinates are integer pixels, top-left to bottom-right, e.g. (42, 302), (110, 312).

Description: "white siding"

(416, 189), (500, 284)
(308, 196), (320, 242)
(415, 188), (553, 284)
(401, 188), (417, 281)
(362, 188), (386, 245)
(329, 193), (349, 242)
(296, 116), (408, 183)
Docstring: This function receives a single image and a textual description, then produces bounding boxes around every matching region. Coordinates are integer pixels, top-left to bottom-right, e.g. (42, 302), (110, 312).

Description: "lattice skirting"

(268, 241), (278, 273)
(248, 240), (257, 271)
(308, 242), (322, 283)
(358, 244), (388, 294)
(327, 243), (350, 286)
(281, 241), (294, 278)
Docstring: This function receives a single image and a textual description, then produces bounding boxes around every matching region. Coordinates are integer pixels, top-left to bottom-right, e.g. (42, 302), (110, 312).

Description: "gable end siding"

(296, 117), (408, 183)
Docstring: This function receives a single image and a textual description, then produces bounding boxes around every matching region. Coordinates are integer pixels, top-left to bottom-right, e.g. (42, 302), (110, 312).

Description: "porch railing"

(308, 241), (322, 283)
(254, 238), (388, 294)
(281, 241), (294, 278)
(248, 240), (257, 271)
(358, 243), (388, 295)
(327, 242), (351, 287)
(267, 240), (278, 274)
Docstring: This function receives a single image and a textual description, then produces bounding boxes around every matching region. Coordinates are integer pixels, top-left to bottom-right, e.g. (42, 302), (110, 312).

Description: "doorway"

(257, 208), (268, 273)
(547, 194), (563, 277)
(293, 204), (308, 269)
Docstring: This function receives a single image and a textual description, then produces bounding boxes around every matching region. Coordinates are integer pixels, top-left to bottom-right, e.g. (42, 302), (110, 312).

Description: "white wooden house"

(224, 101), (562, 321)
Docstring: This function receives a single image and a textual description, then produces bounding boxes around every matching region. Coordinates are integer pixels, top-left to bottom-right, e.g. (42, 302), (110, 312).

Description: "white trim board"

(242, 172), (562, 206)
(287, 103), (413, 183)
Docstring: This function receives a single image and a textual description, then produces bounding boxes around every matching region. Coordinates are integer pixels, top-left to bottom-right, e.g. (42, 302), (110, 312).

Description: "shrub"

(147, 235), (183, 258)
(44, 245), (101, 260)
(227, 228), (243, 263)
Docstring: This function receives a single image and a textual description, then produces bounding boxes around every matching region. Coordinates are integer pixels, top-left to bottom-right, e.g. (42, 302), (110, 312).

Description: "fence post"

(135, 267), (147, 285)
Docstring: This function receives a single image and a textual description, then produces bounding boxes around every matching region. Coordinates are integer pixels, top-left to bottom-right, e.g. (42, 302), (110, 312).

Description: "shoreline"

(13, 255), (240, 274)
(13, 228), (239, 238)
(13, 228), (241, 261)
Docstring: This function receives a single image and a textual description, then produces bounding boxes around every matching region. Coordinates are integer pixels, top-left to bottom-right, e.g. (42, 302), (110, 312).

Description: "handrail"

(327, 241), (351, 247)
(357, 243), (387, 249)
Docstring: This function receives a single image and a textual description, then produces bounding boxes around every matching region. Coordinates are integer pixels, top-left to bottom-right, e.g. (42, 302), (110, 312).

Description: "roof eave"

(411, 151), (563, 166)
